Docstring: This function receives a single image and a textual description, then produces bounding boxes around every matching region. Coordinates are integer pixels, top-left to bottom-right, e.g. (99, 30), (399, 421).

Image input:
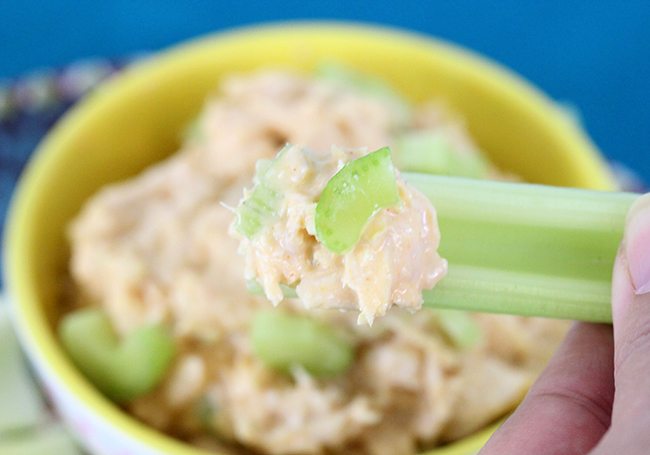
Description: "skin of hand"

(479, 194), (650, 455)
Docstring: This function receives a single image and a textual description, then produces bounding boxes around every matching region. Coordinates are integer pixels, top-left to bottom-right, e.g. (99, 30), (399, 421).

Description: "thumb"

(609, 194), (650, 430)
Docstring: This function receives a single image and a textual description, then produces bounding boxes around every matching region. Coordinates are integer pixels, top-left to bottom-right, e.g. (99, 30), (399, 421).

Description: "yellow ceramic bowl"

(5, 23), (614, 455)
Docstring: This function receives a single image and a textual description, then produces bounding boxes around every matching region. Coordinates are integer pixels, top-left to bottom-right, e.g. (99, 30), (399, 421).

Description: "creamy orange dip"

(232, 144), (448, 325)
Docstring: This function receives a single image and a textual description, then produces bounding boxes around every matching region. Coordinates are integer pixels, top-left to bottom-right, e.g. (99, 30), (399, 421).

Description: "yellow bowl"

(4, 22), (614, 455)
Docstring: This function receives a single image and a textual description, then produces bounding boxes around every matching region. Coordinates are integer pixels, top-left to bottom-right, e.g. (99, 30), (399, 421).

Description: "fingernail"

(624, 194), (650, 295)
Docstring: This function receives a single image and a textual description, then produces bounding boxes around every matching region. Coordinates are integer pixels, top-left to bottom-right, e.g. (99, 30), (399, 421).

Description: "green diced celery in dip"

(252, 310), (353, 377)
(395, 131), (489, 178)
(315, 147), (401, 254)
(59, 308), (175, 403)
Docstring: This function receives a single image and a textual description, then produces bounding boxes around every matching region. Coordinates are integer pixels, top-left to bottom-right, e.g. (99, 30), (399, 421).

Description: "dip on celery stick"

(231, 144), (448, 325)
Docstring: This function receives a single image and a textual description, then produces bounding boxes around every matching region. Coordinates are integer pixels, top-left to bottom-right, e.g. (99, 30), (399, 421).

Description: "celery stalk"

(403, 173), (638, 322)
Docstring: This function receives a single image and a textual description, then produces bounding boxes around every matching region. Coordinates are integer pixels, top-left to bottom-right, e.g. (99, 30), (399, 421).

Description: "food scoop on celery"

(235, 143), (641, 324)
(231, 144), (448, 325)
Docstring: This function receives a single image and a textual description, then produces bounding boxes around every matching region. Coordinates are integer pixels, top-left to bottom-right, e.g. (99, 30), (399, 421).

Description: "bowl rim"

(3, 20), (614, 455)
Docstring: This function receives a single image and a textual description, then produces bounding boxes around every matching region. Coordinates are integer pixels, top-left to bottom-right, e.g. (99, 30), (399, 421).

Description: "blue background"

(1, 1), (649, 178)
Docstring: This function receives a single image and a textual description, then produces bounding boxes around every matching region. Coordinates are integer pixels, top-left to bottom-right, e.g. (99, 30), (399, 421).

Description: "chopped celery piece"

(257, 174), (639, 322)
(234, 146), (289, 238)
(394, 131), (489, 178)
(59, 308), (175, 403)
(0, 422), (81, 455)
(251, 310), (353, 377)
(235, 184), (282, 238)
(315, 147), (400, 253)
(0, 304), (45, 433)
(316, 63), (410, 121)
(434, 309), (482, 349)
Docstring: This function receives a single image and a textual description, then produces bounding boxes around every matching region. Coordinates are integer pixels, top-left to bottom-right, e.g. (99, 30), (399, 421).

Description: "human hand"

(479, 194), (650, 455)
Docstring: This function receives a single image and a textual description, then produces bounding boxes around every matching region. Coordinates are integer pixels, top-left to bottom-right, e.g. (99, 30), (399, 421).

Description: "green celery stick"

(0, 304), (45, 433)
(251, 310), (354, 377)
(404, 173), (638, 322)
(315, 147), (400, 253)
(59, 308), (175, 402)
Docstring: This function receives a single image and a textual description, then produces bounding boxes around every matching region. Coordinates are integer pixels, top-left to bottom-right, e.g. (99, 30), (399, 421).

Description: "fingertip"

(610, 209), (650, 420)
(624, 194), (650, 296)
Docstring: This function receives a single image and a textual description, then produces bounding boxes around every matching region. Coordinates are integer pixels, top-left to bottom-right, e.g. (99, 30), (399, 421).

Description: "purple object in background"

(0, 59), (129, 287)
